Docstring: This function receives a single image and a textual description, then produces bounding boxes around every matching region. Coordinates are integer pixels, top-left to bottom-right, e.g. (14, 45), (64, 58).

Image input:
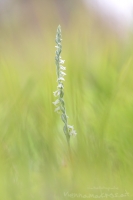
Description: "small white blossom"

(60, 71), (66, 76)
(58, 77), (65, 81)
(58, 83), (64, 89)
(53, 90), (60, 97)
(54, 106), (60, 113)
(53, 99), (60, 106)
(67, 125), (74, 129)
(60, 66), (66, 70)
(68, 125), (77, 136)
(60, 59), (65, 64)
(69, 129), (77, 136)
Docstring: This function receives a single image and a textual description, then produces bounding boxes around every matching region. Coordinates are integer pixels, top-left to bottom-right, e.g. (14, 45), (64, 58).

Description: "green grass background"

(0, 1), (133, 199)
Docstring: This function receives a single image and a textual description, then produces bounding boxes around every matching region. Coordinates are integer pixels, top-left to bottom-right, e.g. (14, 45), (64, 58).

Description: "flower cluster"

(53, 25), (77, 144)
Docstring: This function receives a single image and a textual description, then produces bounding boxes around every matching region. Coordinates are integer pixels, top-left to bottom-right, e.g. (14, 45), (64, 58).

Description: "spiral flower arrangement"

(53, 25), (77, 145)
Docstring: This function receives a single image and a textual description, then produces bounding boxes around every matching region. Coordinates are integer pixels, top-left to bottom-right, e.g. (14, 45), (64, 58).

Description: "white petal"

(60, 66), (66, 70)
(53, 90), (60, 97)
(68, 125), (74, 129)
(69, 130), (77, 136)
(60, 71), (66, 76)
(67, 125), (77, 136)
(54, 107), (60, 112)
(60, 59), (65, 64)
(58, 77), (65, 81)
(53, 99), (60, 106)
(58, 83), (64, 89)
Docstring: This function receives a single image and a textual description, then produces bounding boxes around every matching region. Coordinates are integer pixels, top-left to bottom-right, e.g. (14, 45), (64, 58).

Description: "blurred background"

(1, 0), (133, 199)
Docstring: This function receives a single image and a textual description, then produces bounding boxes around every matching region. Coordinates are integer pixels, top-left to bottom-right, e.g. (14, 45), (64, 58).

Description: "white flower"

(58, 83), (64, 89)
(58, 77), (65, 81)
(54, 106), (60, 113)
(53, 90), (60, 97)
(69, 129), (77, 136)
(60, 59), (65, 64)
(60, 71), (66, 76)
(68, 125), (77, 136)
(60, 65), (66, 70)
(53, 99), (60, 106)
(67, 125), (73, 129)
